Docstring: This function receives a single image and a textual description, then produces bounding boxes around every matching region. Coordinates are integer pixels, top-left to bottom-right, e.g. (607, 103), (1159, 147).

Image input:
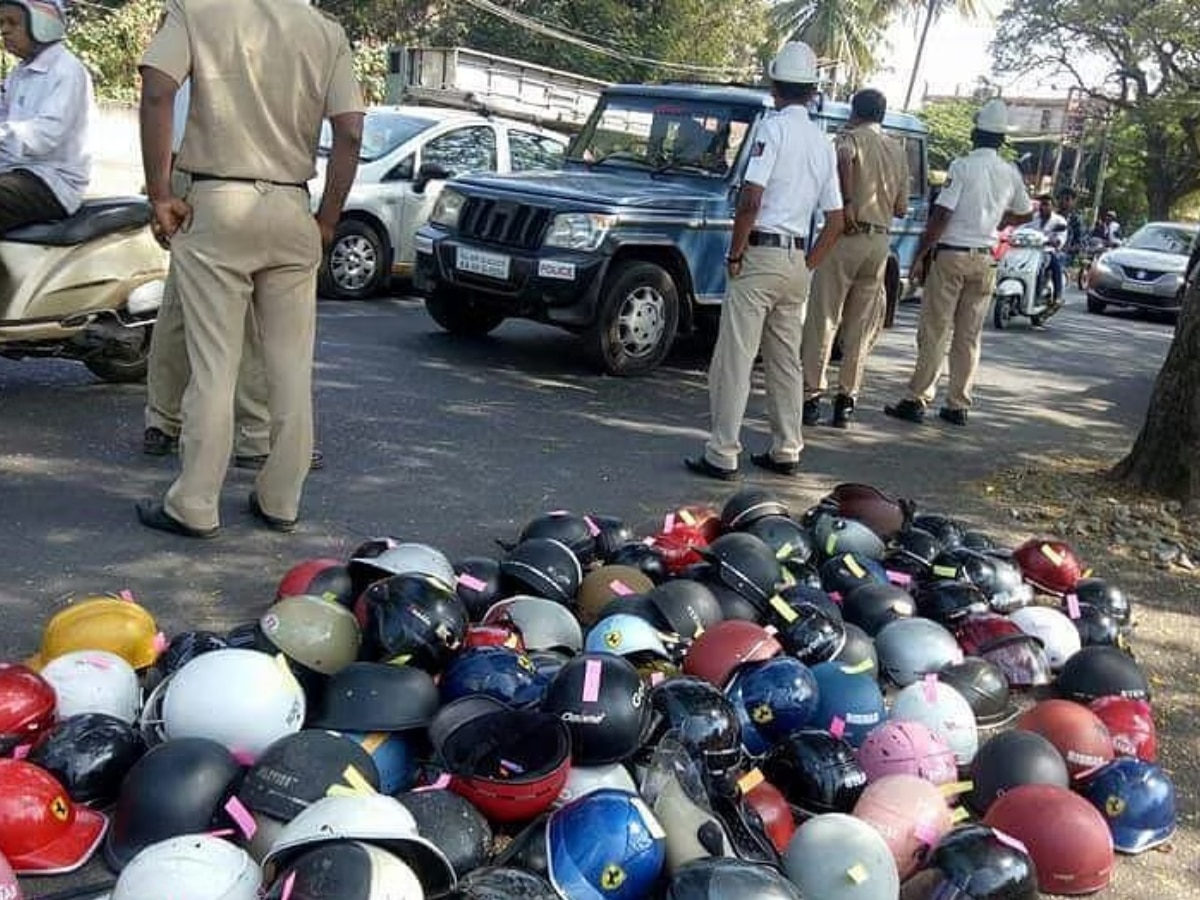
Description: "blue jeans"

(1047, 251), (1064, 299)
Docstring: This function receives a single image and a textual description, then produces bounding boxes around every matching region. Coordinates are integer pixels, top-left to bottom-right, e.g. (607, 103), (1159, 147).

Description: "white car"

(311, 106), (569, 299)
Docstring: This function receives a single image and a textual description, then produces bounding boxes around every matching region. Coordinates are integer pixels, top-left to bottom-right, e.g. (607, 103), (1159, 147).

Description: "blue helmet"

(809, 661), (886, 748)
(546, 788), (666, 900)
(335, 730), (418, 795)
(1081, 758), (1177, 854)
(726, 657), (820, 756)
(438, 646), (544, 707)
(586, 614), (671, 659)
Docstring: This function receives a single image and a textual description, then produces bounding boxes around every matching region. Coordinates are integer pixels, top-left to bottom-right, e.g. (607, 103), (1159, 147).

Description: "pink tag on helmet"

(829, 716), (846, 739)
(224, 796), (257, 840)
(992, 828), (1030, 856)
(923, 673), (939, 702)
(650, 671), (666, 686)
(85, 654), (114, 670)
(582, 658), (603, 703)
(914, 821), (939, 846)
(413, 773), (452, 792)
(231, 749), (256, 767)
(11, 744), (29, 760)
(609, 580), (635, 596)
(887, 570), (913, 588)
(663, 513), (676, 533)
(456, 573), (488, 593)
(583, 516), (601, 537)
(279, 872), (297, 900)
(118, 589), (136, 602)
(152, 631), (170, 654)
(829, 591), (843, 604)
(1066, 593), (1081, 619)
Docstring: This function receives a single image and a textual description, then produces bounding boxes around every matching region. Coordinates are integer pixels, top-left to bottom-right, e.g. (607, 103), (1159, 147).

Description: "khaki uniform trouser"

(907, 249), (997, 410)
(164, 181), (320, 530)
(705, 244), (811, 470)
(801, 231), (889, 400)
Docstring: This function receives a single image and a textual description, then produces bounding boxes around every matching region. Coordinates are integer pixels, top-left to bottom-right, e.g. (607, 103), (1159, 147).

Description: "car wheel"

(586, 260), (680, 376)
(1086, 295), (1106, 314)
(992, 296), (1011, 329)
(1077, 266), (1090, 291)
(320, 220), (390, 300)
(424, 289), (505, 336)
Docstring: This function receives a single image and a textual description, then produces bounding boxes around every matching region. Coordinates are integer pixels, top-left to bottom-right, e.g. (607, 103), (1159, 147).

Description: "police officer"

(134, 0), (363, 538)
(885, 99), (1032, 427)
(685, 41), (844, 480)
(800, 87), (908, 429)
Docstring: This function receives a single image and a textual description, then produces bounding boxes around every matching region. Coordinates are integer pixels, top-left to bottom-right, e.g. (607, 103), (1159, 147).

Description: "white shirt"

(0, 42), (94, 214)
(172, 79), (191, 154)
(1028, 210), (1068, 248)
(936, 148), (1032, 249)
(743, 105), (842, 236)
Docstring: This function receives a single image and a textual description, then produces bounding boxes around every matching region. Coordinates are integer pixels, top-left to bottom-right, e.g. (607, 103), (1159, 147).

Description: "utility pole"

(903, 0), (939, 111)
(1092, 123), (1112, 217)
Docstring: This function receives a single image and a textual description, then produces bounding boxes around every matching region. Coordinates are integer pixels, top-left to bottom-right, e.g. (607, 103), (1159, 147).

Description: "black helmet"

(741, 516), (814, 567)
(721, 487), (789, 530)
(911, 514), (966, 550)
(831, 622), (878, 677)
(1056, 645), (1150, 704)
(225, 621), (272, 651)
(886, 526), (942, 579)
(932, 549), (1033, 615)
(646, 580), (724, 642)
(937, 657), (1018, 727)
(307, 662), (439, 732)
(841, 582), (914, 636)
(666, 856), (804, 899)
(1072, 577), (1131, 625)
(925, 824), (1039, 900)
(492, 815), (551, 877)
(915, 579), (990, 626)
(589, 514), (635, 562)
(104, 737), (242, 870)
(453, 557), (504, 622)
(454, 865), (559, 899)
(27, 713), (146, 808)
(967, 729), (1070, 814)
(500, 539), (583, 605)
(643, 676), (742, 777)
(698, 533), (783, 613)
(772, 602), (846, 666)
(355, 573), (468, 671)
(1070, 602), (1131, 650)
(760, 729), (868, 816)
(397, 789), (492, 878)
(539, 653), (650, 765)
(780, 559), (823, 591)
(144, 630), (229, 692)
(239, 731), (381, 823)
(263, 841), (429, 899)
(698, 574), (764, 624)
(818, 553), (888, 597)
(962, 530), (1008, 554)
(774, 584), (842, 623)
(606, 541), (670, 584)
(517, 512), (598, 568)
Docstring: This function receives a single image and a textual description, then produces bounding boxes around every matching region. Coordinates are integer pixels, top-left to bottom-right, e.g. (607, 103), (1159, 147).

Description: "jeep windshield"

(567, 95), (759, 178)
(318, 111), (437, 162)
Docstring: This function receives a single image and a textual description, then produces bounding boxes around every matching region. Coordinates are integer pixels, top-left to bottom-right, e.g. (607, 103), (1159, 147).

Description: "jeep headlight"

(543, 212), (617, 251)
(429, 188), (466, 228)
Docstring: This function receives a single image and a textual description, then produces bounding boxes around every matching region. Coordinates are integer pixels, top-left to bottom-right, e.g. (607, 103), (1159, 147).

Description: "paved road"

(0, 289), (1176, 896)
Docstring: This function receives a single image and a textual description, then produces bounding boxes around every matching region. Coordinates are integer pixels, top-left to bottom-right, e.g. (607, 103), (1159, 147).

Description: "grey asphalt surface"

(1, 287), (1177, 897)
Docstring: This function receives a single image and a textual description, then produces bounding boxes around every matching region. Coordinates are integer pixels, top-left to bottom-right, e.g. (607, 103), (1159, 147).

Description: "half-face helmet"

(395, 788), (491, 878)
(1015, 699), (1114, 780)
(914, 580), (989, 626)
(438, 646), (545, 708)
(588, 514), (636, 563)
(1012, 538), (1083, 597)
(771, 601), (846, 666)
(1080, 758), (1177, 854)
(831, 623), (878, 677)
(841, 583), (915, 637)
(971, 555), (1033, 613)
(682, 621), (782, 689)
(724, 657), (818, 757)
(721, 487), (789, 530)
(1056, 645), (1150, 705)
(818, 553), (889, 598)
(452, 556), (504, 622)
(456, 866), (558, 899)
(923, 824), (1038, 900)
(606, 541), (670, 584)
(816, 518), (886, 561)
(0, 663), (56, 754)
(349, 541), (456, 593)
(112, 834), (261, 900)
(808, 661), (886, 747)
(954, 614), (1052, 688)
(540, 654), (650, 765)
(517, 512), (598, 568)
(484, 595), (583, 653)
(852, 773), (953, 878)
(936, 657), (1018, 727)
(40, 650), (141, 724)
(586, 614), (671, 660)
(761, 730), (868, 815)
(910, 514), (965, 551)
(783, 812), (899, 900)
(577, 565), (656, 627)
(500, 539), (584, 605)
(259, 594), (361, 676)
(26, 713), (146, 808)
(1068, 602), (1131, 651)
(855, 719), (958, 786)
(0, 759), (107, 875)
(966, 729), (1070, 815)
(1071, 577), (1131, 625)
(644, 677), (742, 777)
(874, 617), (962, 686)
(697, 533), (783, 614)
(354, 573), (468, 670)
(1008, 605), (1082, 670)
(823, 482), (912, 541)
(142, 631), (228, 694)
(885, 527), (942, 580)
(306, 661), (438, 733)
(276, 557), (356, 609)
(666, 856), (804, 900)
(261, 841), (422, 900)
(890, 679), (978, 766)
(646, 580), (723, 642)
(1089, 696), (1156, 761)
(741, 515), (814, 567)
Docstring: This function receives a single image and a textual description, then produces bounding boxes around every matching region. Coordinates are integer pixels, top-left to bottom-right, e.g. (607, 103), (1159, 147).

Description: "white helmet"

(162, 650), (304, 763)
(352, 543), (455, 589)
(768, 41), (819, 84)
(262, 794), (456, 896)
(975, 98), (1011, 134)
(1008, 606), (1081, 670)
(873, 618), (963, 687)
(41, 650), (141, 722)
(6, 0), (66, 44)
(112, 835), (261, 900)
(890, 680), (979, 766)
(265, 841), (424, 900)
(784, 813), (900, 900)
(554, 762), (639, 808)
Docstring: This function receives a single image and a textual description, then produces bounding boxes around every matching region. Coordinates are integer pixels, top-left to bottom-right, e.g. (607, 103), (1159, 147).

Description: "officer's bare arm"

(836, 145), (857, 225)
(316, 111), (365, 240)
(728, 182), (764, 261)
(806, 209), (844, 270)
(138, 67), (179, 205)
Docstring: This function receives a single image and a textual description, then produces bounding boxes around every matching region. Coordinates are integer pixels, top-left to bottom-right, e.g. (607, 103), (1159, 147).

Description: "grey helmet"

(874, 617), (964, 687)
(784, 813), (900, 900)
(815, 517), (886, 561)
(351, 542), (456, 590)
(482, 595), (583, 653)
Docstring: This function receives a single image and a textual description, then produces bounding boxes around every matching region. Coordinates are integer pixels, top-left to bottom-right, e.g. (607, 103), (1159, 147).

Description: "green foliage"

(921, 97), (979, 170)
(65, 0), (163, 102)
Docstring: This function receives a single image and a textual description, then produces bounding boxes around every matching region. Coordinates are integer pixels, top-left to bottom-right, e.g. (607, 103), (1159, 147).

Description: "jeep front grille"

(459, 198), (551, 250)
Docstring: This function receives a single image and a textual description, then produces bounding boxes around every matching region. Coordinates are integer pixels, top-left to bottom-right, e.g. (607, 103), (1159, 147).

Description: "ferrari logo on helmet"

(751, 703), (775, 724)
(600, 864), (626, 890)
(49, 796), (69, 821)
(1105, 795), (1126, 818)
(517, 654), (536, 672)
(604, 630), (623, 649)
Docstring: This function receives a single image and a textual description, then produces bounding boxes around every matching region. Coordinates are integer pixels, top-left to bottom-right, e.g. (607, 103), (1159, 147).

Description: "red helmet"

(983, 783), (1114, 895)
(743, 776), (794, 853)
(463, 623), (526, 652)
(953, 613), (1052, 688)
(649, 524), (710, 574)
(1015, 699), (1114, 780)
(682, 621), (782, 689)
(276, 557), (356, 608)
(1012, 539), (1083, 596)
(0, 760), (107, 874)
(1089, 696), (1157, 762)
(672, 504), (724, 543)
(0, 664), (56, 754)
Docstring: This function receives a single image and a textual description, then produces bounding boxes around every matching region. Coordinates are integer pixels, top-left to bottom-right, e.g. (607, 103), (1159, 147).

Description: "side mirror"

(413, 162), (451, 194)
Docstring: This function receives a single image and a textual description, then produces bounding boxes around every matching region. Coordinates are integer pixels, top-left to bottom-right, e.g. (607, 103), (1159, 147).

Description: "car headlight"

(429, 188), (466, 228)
(543, 213), (617, 252)
(1093, 256), (1116, 276)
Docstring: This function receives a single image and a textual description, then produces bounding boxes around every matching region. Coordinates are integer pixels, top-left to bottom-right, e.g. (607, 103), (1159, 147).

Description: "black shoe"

(884, 399), (926, 424)
(939, 406), (969, 426)
(802, 397), (822, 426)
(749, 452), (800, 476)
(831, 394), (855, 429)
(684, 456), (740, 482)
(248, 492), (298, 533)
(135, 499), (218, 539)
(234, 449), (325, 471)
(142, 427), (178, 456)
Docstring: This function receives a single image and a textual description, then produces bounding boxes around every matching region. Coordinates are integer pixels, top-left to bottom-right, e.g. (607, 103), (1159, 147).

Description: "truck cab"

(414, 82), (928, 375)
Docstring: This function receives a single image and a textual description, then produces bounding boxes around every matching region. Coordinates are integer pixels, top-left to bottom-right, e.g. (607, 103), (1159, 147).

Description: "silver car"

(1086, 221), (1199, 318)
(311, 106), (568, 299)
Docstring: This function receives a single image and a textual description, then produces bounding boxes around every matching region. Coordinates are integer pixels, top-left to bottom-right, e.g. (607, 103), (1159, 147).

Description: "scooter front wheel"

(83, 325), (152, 383)
(992, 296), (1012, 330)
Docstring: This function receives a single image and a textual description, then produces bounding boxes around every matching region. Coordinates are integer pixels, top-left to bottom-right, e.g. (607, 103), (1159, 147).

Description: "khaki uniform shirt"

(141, 0), (363, 185)
(836, 123), (908, 230)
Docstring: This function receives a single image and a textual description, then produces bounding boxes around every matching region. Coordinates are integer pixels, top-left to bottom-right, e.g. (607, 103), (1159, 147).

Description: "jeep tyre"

(587, 260), (679, 376)
(425, 289), (505, 336)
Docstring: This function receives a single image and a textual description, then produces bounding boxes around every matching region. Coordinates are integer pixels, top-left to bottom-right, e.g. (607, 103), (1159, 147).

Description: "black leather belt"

(848, 223), (890, 235)
(187, 172), (307, 190)
(936, 244), (991, 254)
(749, 231), (806, 249)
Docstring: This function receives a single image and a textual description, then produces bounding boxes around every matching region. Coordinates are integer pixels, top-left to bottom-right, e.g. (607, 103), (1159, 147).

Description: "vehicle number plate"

(1120, 280), (1156, 294)
(456, 247), (510, 280)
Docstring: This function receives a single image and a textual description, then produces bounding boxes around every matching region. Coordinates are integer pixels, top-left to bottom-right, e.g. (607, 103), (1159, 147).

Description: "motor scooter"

(991, 226), (1062, 329)
(0, 197), (167, 382)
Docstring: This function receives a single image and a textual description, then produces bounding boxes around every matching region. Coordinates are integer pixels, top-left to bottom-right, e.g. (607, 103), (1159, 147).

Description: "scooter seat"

(2, 197), (152, 246)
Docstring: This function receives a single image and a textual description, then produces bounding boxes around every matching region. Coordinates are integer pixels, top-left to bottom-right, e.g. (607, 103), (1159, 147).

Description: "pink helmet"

(0, 850), (22, 900)
(852, 773), (954, 879)
(856, 720), (958, 787)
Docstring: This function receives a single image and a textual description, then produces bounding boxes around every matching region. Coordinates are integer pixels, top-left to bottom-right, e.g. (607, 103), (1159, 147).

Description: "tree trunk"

(1111, 278), (1200, 509)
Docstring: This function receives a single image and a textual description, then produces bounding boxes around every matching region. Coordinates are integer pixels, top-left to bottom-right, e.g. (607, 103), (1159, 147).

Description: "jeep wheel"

(587, 260), (679, 376)
(320, 220), (390, 300)
(425, 289), (505, 336)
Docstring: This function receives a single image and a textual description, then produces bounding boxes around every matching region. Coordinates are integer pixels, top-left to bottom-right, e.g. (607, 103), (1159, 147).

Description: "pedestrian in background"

(685, 41), (844, 480)
(135, 0), (362, 538)
(885, 98), (1032, 427)
(801, 87), (908, 430)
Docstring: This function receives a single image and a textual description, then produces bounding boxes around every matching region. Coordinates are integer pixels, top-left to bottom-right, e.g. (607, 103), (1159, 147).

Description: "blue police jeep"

(413, 82), (929, 375)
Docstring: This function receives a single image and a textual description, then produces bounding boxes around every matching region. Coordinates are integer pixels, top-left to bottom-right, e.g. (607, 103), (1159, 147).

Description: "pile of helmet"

(0, 488), (1177, 900)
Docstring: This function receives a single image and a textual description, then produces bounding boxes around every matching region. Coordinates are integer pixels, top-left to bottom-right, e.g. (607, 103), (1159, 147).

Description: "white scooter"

(992, 226), (1064, 329)
(0, 197), (167, 382)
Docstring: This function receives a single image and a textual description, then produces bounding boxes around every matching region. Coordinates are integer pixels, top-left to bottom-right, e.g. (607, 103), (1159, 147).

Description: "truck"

(412, 79), (930, 375)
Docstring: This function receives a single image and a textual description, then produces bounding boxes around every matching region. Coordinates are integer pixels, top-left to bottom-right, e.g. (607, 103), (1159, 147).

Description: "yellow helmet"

(26, 595), (162, 671)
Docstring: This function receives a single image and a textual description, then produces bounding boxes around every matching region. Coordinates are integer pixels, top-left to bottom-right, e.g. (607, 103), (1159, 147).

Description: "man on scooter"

(1029, 193), (1068, 304)
(0, 0), (92, 233)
